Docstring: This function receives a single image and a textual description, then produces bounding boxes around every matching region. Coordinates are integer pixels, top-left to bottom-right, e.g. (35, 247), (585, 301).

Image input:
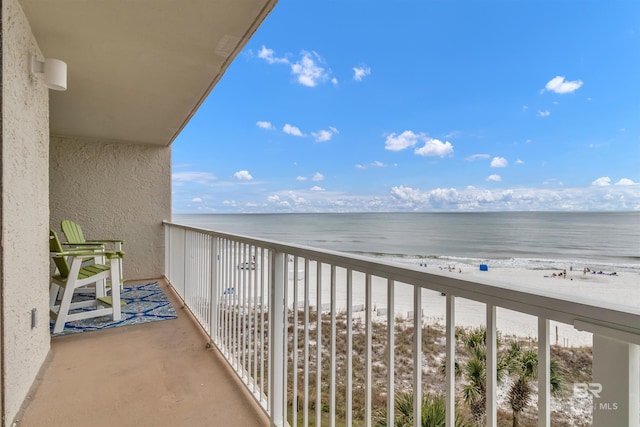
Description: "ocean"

(172, 212), (640, 274)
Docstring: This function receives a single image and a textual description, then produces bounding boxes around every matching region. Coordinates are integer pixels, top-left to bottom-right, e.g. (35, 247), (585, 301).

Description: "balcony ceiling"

(19, 0), (277, 146)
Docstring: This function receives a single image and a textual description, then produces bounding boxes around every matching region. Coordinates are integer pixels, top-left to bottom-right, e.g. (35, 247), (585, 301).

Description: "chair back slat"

(61, 219), (86, 244)
(49, 230), (70, 278)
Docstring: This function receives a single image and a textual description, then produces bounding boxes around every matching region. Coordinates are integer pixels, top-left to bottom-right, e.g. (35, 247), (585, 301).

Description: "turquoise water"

(173, 212), (640, 273)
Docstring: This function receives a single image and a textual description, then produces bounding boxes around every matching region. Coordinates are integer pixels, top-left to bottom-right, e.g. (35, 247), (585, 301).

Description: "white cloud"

(291, 51), (329, 87)
(543, 76), (584, 94)
(312, 126), (339, 142)
(465, 154), (490, 162)
(310, 186), (325, 191)
(191, 198), (202, 203)
(385, 130), (421, 151)
(353, 66), (371, 81)
(537, 110), (551, 117)
(331, 77), (338, 86)
(415, 138), (454, 157)
(615, 178), (636, 186)
(283, 124), (304, 137)
(312, 172), (325, 182)
(356, 160), (387, 169)
(385, 131), (454, 157)
(256, 121), (274, 130)
(175, 183), (640, 213)
(515, 159), (525, 165)
(257, 45), (288, 64)
(234, 170), (253, 180)
(491, 157), (508, 168)
(296, 176), (307, 181)
(592, 177), (611, 186)
(487, 174), (502, 182)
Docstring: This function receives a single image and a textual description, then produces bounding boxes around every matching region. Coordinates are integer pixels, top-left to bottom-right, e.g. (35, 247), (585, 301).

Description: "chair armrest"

(61, 242), (105, 249)
(52, 250), (124, 259)
(86, 239), (126, 244)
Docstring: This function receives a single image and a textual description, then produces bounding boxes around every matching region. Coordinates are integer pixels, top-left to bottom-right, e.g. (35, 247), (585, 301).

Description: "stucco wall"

(2, 0), (52, 423)
(49, 137), (170, 280)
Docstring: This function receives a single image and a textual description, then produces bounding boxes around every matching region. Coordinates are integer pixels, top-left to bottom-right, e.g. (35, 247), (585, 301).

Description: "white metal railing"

(163, 221), (640, 427)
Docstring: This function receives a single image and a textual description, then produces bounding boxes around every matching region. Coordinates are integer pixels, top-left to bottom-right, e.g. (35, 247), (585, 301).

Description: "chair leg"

(49, 282), (62, 308)
(110, 258), (122, 321)
(53, 284), (76, 334)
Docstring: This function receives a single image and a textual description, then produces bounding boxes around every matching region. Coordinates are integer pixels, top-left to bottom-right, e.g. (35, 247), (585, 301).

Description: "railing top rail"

(164, 221), (640, 341)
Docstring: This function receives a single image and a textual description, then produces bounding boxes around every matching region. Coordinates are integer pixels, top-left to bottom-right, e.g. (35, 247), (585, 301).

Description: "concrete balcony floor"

(15, 279), (269, 427)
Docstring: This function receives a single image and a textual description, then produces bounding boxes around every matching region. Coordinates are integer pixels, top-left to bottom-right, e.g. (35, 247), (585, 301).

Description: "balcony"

(14, 222), (639, 427)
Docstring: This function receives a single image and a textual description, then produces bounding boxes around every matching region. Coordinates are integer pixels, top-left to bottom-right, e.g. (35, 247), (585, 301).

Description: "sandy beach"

(280, 260), (640, 348)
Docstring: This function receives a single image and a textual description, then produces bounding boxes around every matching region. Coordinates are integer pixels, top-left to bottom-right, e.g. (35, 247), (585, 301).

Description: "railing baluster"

(267, 249), (273, 414)
(243, 243), (249, 380)
(235, 241), (240, 371)
(210, 237), (218, 345)
(330, 265), (337, 427)
(247, 245), (253, 387)
(227, 240), (232, 360)
(259, 247), (265, 404)
(316, 261), (322, 427)
(292, 256), (299, 427)
(283, 253), (289, 424)
(303, 257), (310, 427)
(250, 245), (257, 394)
(184, 231), (191, 307)
(387, 279), (395, 426)
(346, 269), (353, 427)
(269, 250), (286, 426)
(365, 273), (372, 427)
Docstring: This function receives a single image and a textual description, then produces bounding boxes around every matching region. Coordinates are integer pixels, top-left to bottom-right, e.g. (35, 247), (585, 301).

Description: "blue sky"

(172, 1), (640, 213)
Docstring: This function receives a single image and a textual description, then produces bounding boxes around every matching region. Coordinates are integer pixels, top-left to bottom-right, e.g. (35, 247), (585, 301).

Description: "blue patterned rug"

(51, 282), (178, 336)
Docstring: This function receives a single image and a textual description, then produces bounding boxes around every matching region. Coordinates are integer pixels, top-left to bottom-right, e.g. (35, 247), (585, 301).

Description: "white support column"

(592, 334), (639, 427)
(445, 295), (455, 427)
(269, 251), (286, 427)
(486, 304), (497, 427)
(413, 286), (422, 427)
(538, 317), (550, 427)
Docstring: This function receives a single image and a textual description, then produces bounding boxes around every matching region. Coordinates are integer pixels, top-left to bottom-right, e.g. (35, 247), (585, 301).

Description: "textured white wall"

(49, 137), (171, 280)
(2, 0), (52, 423)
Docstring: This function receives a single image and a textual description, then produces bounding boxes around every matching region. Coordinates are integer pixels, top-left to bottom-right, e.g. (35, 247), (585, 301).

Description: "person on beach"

(563, 269), (567, 279)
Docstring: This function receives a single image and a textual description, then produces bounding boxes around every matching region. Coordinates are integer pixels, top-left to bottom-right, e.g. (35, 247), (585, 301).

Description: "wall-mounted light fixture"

(31, 55), (67, 91)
